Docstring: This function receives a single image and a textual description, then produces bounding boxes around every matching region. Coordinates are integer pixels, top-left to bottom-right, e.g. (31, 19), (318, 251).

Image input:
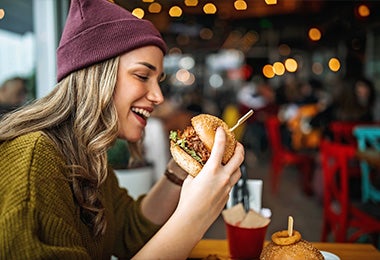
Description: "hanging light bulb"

(185, 0), (198, 7)
(265, 0), (277, 5)
(357, 4), (370, 17)
(203, 3), (217, 14)
(234, 0), (247, 11)
(169, 6), (183, 17)
(308, 27), (322, 41)
(132, 8), (145, 18)
(148, 3), (162, 13)
(0, 9), (5, 20)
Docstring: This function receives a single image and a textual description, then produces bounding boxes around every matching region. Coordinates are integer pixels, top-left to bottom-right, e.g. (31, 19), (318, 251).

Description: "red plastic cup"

(225, 221), (269, 260)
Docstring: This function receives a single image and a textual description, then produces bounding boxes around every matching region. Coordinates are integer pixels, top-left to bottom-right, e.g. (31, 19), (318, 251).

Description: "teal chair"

(353, 126), (380, 203)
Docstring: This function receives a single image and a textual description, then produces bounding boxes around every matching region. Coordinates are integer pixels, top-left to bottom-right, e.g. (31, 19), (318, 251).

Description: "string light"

(0, 9), (5, 20)
(184, 0), (198, 7)
(284, 58), (298, 72)
(148, 3), (161, 13)
(263, 64), (275, 78)
(234, 0), (247, 11)
(132, 8), (145, 18)
(203, 3), (217, 14)
(308, 27), (322, 41)
(169, 6), (182, 17)
(265, 0), (277, 5)
(273, 62), (285, 75)
(328, 58), (341, 72)
(357, 4), (370, 17)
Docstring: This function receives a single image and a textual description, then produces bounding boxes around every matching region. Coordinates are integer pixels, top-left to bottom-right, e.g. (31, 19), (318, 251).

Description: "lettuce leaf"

(169, 130), (204, 165)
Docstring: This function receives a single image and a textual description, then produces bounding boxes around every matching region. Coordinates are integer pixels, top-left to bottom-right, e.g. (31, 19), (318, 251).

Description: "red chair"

(320, 139), (380, 244)
(329, 121), (380, 145)
(265, 116), (315, 195)
(329, 121), (361, 145)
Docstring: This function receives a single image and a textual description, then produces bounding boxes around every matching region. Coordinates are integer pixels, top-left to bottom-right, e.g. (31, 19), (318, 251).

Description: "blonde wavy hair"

(0, 56), (142, 236)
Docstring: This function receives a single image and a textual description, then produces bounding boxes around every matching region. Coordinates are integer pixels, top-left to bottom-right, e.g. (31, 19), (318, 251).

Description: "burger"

(169, 114), (237, 177)
(260, 229), (323, 260)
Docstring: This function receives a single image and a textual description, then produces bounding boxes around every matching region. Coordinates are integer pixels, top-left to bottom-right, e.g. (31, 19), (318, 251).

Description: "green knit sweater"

(0, 132), (161, 259)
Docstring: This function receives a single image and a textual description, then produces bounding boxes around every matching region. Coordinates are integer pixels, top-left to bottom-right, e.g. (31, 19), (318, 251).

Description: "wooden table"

(189, 239), (380, 259)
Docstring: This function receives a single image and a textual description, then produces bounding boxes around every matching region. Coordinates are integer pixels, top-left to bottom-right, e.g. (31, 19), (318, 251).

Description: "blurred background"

(1, 0), (380, 109)
(1, 0), (380, 244)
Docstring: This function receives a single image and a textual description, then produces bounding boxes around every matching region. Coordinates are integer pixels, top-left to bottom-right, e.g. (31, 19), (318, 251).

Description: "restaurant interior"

(1, 0), (380, 255)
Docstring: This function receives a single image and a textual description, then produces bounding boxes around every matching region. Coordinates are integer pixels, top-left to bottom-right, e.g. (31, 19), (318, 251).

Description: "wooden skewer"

(288, 216), (294, 236)
(229, 109), (254, 132)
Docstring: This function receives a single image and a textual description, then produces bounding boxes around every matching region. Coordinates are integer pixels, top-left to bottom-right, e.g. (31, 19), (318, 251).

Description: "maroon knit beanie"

(56, 0), (167, 82)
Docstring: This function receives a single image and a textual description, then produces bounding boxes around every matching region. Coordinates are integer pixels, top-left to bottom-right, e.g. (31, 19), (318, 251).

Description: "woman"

(0, 0), (244, 259)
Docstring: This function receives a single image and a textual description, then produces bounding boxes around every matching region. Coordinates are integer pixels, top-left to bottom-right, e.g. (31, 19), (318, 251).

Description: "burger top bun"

(260, 230), (323, 260)
(191, 114), (236, 165)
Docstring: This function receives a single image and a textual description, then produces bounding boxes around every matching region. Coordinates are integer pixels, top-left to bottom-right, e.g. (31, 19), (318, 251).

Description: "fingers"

(230, 167), (242, 187)
(207, 127), (226, 164)
(223, 142), (245, 173)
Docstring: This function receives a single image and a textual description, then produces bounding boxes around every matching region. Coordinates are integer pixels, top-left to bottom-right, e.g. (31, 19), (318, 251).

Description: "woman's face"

(114, 45), (165, 142)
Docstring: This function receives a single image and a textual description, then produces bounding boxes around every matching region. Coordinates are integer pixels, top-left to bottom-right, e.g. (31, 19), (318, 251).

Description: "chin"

(120, 132), (143, 142)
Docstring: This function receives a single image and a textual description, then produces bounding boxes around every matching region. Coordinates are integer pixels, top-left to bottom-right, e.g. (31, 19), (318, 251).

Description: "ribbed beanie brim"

(56, 0), (167, 82)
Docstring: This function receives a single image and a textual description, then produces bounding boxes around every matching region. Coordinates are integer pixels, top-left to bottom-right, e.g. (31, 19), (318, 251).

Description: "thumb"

(207, 127), (226, 164)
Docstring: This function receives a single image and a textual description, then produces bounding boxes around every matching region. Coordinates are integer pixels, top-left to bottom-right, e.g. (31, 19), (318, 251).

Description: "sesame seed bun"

(260, 230), (323, 260)
(170, 114), (237, 177)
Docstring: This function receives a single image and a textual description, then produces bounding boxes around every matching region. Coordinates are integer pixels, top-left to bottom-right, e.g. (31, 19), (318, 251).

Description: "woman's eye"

(136, 74), (149, 81)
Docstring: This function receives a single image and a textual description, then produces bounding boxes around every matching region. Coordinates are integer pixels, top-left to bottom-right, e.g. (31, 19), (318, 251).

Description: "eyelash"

(136, 74), (149, 82)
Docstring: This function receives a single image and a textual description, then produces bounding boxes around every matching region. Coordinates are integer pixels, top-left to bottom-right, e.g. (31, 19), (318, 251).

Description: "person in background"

(310, 76), (377, 140)
(0, 0), (244, 259)
(284, 79), (330, 151)
(0, 76), (27, 117)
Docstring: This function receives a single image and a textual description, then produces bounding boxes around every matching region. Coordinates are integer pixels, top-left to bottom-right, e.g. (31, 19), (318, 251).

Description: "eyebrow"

(138, 61), (165, 81)
(138, 62), (157, 71)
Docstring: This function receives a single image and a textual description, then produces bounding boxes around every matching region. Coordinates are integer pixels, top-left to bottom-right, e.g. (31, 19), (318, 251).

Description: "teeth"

(131, 107), (151, 118)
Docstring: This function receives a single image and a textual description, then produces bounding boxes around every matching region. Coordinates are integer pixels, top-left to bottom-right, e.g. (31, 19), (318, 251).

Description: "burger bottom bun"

(170, 141), (202, 177)
(260, 239), (324, 260)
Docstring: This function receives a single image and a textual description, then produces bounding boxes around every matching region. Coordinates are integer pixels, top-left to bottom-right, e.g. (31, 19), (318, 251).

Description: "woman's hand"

(176, 127), (245, 232)
(134, 127), (244, 259)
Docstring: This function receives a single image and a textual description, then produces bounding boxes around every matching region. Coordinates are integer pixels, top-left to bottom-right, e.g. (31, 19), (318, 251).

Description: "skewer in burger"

(169, 114), (237, 177)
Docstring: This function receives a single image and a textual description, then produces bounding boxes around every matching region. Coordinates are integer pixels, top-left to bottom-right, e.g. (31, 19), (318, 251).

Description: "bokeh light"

(357, 4), (370, 17)
(273, 62), (285, 76)
(203, 3), (217, 14)
(234, 0), (247, 11)
(148, 3), (162, 13)
(284, 58), (298, 72)
(169, 6), (183, 17)
(308, 27), (322, 41)
(263, 64), (275, 78)
(185, 0), (198, 7)
(132, 8), (144, 18)
(328, 58), (341, 72)
(312, 62), (324, 75)
(0, 9), (5, 20)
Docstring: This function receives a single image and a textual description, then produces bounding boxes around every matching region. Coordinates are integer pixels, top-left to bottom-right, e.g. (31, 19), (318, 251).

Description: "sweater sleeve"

(0, 132), (91, 259)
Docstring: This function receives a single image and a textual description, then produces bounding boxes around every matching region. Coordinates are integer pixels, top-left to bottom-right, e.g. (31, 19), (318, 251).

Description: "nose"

(147, 82), (164, 105)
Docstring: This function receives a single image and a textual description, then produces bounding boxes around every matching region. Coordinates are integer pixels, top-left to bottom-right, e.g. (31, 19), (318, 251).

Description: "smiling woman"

(0, 0), (245, 259)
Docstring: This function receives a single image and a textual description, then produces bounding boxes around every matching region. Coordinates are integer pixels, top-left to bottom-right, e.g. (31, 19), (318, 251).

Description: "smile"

(131, 107), (151, 119)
